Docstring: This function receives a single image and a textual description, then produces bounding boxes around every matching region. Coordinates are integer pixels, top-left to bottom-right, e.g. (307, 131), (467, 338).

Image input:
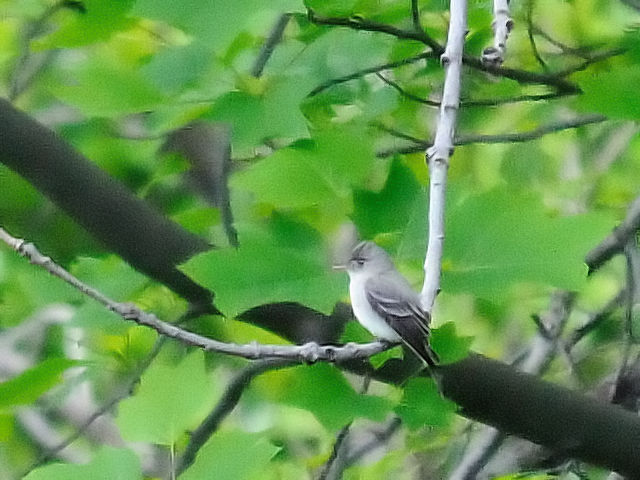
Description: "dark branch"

(377, 114), (607, 157)
(308, 9), (443, 52)
(251, 13), (291, 78)
(586, 195), (640, 273)
(176, 359), (294, 474)
(308, 52), (435, 97)
(0, 99), (214, 309)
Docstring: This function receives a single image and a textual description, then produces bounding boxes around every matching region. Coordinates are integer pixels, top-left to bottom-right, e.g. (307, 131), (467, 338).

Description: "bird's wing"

(365, 275), (439, 367)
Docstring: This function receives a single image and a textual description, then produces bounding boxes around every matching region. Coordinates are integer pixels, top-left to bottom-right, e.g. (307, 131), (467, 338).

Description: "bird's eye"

(356, 259), (365, 266)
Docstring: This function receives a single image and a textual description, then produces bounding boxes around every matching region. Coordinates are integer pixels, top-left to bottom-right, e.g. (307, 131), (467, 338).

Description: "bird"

(335, 241), (438, 368)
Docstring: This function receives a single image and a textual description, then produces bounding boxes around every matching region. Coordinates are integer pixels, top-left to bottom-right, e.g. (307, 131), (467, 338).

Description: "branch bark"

(4, 227), (640, 475)
(421, 0), (467, 310)
(0, 99), (214, 310)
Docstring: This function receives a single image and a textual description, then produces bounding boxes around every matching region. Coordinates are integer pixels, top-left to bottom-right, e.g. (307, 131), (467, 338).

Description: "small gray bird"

(335, 241), (438, 367)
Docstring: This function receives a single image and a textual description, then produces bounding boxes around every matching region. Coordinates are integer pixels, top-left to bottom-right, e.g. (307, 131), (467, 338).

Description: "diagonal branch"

(308, 52), (436, 97)
(308, 9), (443, 52)
(586, 195), (640, 273)
(0, 227), (392, 364)
(420, 0), (465, 311)
(176, 358), (294, 474)
(376, 114), (607, 157)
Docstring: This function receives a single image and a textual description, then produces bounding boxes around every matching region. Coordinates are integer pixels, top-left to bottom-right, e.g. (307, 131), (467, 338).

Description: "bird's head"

(334, 241), (394, 277)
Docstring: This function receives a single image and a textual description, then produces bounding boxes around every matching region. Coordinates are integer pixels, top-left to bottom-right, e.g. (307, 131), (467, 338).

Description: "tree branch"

(586, 194), (640, 273)
(481, 0), (513, 67)
(307, 8), (580, 93)
(308, 9), (443, 52)
(4, 227), (640, 475)
(0, 99), (214, 310)
(449, 291), (575, 479)
(421, 0), (464, 310)
(176, 358), (294, 474)
(308, 52), (436, 97)
(0, 227), (392, 363)
(376, 114), (608, 157)
(251, 13), (291, 78)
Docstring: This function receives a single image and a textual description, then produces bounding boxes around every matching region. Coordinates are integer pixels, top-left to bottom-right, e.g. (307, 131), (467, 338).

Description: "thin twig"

(420, 0), (467, 311)
(318, 423), (353, 480)
(376, 114), (607, 157)
(554, 48), (626, 78)
(0, 227), (394, 363)
(308, 9), (443, 52)
(176, 358), (295, 474)
(251, 13), (291, 78)
(376, 73), (440, 107)
(344, 417), (402, 465)
(377, 71), (569, 106)
(307, 8), (580, 93)
(308, 52), (435, 97)
(566, 289), (626, 350)
(526, 1), (548, 71)
(586, 195), (640, 273)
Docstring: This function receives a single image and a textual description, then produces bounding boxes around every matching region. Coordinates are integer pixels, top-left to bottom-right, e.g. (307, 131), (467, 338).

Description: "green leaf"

(205, 77), (310, 152)
(142, 41), (212, 94)
(33, 0), (135, 49)
(0, 358), (78, 410)
(442, 187), (614, 299)
(394, 377), (456, 430)
(181, 214), (345, 317)
(132, 0), (300, 53)
(263, 364), (393, 431)
(116, 351), (213, 445)
(305, 0), (358, 16)
(23, 447), (142, 480)
(232, 127), (374, 210)
(576, 64), (640, 120)
(353, 160), (424, 241)
(430, 322), (473, 364)
(181, 430), (280, 480)
(70, 256), (148, 300)
(49, 60), (165, 117)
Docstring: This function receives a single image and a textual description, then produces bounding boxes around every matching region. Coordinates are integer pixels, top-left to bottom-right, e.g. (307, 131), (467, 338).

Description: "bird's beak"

(332, 264), (347, 271)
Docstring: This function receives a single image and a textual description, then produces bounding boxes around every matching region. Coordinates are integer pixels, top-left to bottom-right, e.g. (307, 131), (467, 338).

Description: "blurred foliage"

(0, 0), (639, 478)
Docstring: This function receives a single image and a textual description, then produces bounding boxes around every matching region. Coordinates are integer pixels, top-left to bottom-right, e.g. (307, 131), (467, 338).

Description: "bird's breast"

(349, 279), (401, 341)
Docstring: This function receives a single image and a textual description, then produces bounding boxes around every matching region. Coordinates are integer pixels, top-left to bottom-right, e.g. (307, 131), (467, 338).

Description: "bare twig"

(308, 9), (443, 52)
(251, 13), (291, 78)
(0, 227), (394, 363)
(586, 195), (640, 273)
(308, 52), (435, 97)
(554, 48), (626, 78)
(308, 8), (580, 93)
(481, 0), (513, 67)
(344, 417), (402, 464)
(566, 289), (626, 350)
(318, 423), (353, 480)
(377, 72), (567, 107)
(376, 114), (608, 157)
(526, 1), (548, 71)
(176, 358), (294, 474)
(420, 0), (467, 311)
